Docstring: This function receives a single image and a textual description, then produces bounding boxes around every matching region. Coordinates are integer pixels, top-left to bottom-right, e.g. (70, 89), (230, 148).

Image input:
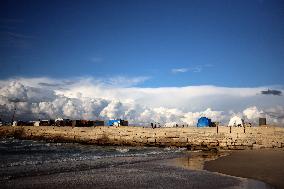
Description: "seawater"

(0, 138), (275, 189)
(0, 138), (185, 168)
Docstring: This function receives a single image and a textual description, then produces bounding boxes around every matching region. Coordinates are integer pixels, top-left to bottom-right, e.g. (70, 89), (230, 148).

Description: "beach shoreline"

(0, 127), (284, 189)
(0, 150), (241, 189)
(0, 140), (273, 189)
(0, 137), (283, 188)
(0, 138), (250, 189)
(0, 153), (249, 189)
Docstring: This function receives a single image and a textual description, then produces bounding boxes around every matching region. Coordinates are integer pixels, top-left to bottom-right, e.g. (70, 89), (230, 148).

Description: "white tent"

(164, 122), (177, 128)
(228, 116), (244, 127)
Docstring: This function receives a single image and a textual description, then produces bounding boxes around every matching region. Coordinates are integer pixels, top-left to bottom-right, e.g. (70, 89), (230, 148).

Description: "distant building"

(93, 120), (105, 126)
(55, 119), (72, 126)
(39, 120), (50, 126)
(34, 121), (40, 126)
(259, 118), (266, 126)
(71, 120), (104, 127)
(12, 120), (34, 126)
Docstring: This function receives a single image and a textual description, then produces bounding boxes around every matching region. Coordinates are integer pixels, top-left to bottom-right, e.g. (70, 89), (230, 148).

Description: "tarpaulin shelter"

(197, 117), (212, 127)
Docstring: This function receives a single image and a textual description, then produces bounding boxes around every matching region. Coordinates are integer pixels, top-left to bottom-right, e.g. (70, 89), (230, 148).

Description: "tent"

(197, 117), (211, 127)
(228, 116), (244, 127)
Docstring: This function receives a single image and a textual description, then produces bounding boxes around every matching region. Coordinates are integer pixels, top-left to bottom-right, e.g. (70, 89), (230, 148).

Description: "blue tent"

(197, 117), (212, 127)
(107, 119), (120, 126)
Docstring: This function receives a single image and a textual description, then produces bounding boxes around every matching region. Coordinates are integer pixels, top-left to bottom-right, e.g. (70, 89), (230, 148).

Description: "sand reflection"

(170, 151), (230, 170)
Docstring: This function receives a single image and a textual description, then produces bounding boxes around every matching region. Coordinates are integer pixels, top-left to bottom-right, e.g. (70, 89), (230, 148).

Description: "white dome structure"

(228, 116), (244, 127)
(164, 122), (177, 128)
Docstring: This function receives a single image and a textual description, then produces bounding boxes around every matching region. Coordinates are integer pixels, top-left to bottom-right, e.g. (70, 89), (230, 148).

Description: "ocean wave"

(116, 147), (130, 153)
(164, 147), (187, 152)
(2, 155), (102, 168)
(0, 139), (187, 169)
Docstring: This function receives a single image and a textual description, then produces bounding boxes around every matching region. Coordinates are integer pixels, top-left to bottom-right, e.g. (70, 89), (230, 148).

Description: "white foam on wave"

(164, 147), (187, 152)
(116, 148), (130, 153)
(2, 155), (103, 168)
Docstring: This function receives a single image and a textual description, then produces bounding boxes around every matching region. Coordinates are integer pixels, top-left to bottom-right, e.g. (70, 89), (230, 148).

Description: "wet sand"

(0, 153), (244, 189)
(166, 151), (273, 189)
(204, 149), (284, 189)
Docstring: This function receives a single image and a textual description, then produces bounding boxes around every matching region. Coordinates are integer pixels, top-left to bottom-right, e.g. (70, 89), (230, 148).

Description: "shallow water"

(168, 151), (229, 170)
(0, 138), (275, 189)
(0, 138), (185, 169)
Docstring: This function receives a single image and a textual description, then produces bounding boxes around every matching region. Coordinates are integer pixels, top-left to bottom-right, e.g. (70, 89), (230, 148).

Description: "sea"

(0, 138), (274, 189)
(0, 138), (185, 169)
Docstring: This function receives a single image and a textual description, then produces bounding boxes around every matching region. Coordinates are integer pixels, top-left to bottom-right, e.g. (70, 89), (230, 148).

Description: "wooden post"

(217, 125), (219, 133)
(230, 126), (231, 133)
(244, 126), (246, 133)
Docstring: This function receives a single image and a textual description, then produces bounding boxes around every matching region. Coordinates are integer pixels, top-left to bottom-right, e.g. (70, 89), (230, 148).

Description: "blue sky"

(1, 0), (284, 87)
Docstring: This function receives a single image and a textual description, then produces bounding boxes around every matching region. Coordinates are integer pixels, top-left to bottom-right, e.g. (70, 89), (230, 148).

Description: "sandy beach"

(204, 149), (284, 189)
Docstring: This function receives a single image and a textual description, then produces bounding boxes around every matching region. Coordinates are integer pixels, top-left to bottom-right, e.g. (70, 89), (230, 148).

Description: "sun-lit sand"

(204, 149), (284, 189)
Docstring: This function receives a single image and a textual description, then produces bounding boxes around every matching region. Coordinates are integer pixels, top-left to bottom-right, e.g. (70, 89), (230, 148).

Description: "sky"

(0, 0), (284, 125)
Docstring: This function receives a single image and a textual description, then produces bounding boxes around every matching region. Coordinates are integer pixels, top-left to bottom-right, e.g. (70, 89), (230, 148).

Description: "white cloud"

(104, 76), (150, 87)
(172, 64), (213, 74)
(243, 106), (264, 120)
(171, 68), (188, 73)
(190, 66), (202, 73)
(0, 77), (284, 126)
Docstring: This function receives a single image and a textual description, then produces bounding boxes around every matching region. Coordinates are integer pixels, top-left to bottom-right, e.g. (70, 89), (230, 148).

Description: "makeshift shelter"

(108, 119), (128, 126)
(228, 116), (244, 127)
(197, 117), (212, 127)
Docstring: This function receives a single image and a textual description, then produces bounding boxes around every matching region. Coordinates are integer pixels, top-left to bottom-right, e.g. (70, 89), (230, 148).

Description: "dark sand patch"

(204, 149), (284, 189)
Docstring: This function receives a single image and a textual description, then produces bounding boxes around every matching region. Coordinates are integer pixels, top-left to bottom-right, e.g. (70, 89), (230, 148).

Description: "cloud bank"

(261, 89), (282, 96)
(0, 77), (284, 126)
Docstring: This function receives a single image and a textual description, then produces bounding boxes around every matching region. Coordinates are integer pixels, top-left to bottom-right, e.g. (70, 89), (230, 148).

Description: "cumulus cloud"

(243, 106), (264, 120)
(242, 106), (284, 125)
(0, 77), (284, 126)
